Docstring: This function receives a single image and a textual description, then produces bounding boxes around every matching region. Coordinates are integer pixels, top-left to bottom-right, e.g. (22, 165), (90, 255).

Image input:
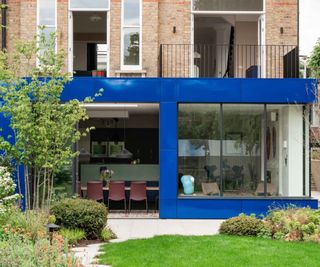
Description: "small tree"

(0, 29), (97, 210)
(308, 39), (320, 78)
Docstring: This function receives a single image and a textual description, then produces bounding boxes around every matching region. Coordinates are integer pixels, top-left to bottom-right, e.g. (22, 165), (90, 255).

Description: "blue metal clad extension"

(4, 77), (318, 217)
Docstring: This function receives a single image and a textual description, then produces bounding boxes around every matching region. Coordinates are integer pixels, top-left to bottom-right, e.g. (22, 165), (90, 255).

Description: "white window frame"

(190, 0), (266, 77)
(121, 0), (142, 71)
(191, 0), (265, 14)
(68, 0), (110, 11)
(37, 0), (58, 63)
(68, 0), (110, 76)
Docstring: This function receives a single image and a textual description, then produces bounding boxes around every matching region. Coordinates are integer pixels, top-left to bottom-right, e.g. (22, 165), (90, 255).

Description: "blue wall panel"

(159, 102), (178, 218)
(176, 199), (318, 219)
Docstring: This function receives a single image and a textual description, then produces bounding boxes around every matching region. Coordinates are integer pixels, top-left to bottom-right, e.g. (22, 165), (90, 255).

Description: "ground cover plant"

(219, 207), (320, 243)
(98, 235), (320, 267)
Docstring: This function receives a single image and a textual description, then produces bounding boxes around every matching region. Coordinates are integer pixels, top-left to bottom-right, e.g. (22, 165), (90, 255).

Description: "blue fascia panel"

(61, 78), (317, 104)
(176, 198), (318, 219)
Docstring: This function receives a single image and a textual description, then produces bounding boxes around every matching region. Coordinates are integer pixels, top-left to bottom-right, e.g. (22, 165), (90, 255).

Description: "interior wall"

(287, 105), (303, 196)
(74, 42), (87, 71)
(234, 21), (258, 77)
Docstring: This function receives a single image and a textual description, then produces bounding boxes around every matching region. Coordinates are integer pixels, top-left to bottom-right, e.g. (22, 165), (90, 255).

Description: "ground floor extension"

(63, 78), (317, 218)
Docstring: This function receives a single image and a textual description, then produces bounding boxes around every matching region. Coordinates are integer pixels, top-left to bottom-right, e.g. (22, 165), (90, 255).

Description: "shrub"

(0, 233), (79, 267)
(60, 228), (86, 245)
(219, 214), (263, 236)
(0, 209), (48, 242)
(51, 198), (108, 239)
(263, 207), (320, 242)
(100, 227), (116, 242)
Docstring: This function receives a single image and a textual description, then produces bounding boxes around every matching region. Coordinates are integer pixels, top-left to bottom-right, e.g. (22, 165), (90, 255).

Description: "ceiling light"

(90, 15), (102, 22)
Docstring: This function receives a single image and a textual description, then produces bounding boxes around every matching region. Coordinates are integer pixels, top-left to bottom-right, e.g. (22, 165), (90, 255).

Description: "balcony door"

(68, 1), (110, 77)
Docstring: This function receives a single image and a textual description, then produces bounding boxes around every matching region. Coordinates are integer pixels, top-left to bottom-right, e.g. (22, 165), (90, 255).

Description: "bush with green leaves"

(219, 214), (263, 236)
(60, 228), (86, 245)
(51, 198), (108, 239)
(100, 227), (116, 242)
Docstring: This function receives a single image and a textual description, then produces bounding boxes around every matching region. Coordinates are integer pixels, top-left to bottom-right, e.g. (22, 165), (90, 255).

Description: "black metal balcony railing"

(159, 44), (299, 78)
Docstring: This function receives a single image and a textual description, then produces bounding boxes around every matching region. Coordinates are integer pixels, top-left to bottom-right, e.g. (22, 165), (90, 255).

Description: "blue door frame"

(3, 77), (317, 217)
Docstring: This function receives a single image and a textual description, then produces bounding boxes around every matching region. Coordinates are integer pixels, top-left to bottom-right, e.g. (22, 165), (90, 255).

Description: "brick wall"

(266, 0), (298, 46)
(57, 0), (69, 73)
(3, 0), (299, 78)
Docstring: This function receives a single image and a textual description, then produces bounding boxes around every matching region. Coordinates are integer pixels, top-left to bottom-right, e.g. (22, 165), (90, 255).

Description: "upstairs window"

(193, 0), (264, 12)
(38, 0), (56, 37)
(37, 0), (57, 58)
(121, 0), (142, 69)
(69, 0), (109, 10)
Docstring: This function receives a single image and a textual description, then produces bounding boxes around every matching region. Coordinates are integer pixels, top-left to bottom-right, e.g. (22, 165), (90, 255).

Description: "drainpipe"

(1, 0), (7, 50)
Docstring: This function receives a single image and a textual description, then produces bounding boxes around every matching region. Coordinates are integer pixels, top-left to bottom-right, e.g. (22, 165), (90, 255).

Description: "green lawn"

(99, 235), (320, 267)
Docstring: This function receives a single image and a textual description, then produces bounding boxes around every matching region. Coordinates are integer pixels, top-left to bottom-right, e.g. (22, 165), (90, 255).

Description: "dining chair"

(108, 181), (127, 212)
(129, 181), (148, 213)
(87, 181), (103, 202)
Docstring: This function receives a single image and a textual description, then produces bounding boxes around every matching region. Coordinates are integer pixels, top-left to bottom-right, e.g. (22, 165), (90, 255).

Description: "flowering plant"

(100, 169), (114, 181)
(0, 166), (20, 214)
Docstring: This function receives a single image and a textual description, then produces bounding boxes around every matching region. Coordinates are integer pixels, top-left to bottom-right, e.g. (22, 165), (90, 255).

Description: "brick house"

(1, 0), (318, 218)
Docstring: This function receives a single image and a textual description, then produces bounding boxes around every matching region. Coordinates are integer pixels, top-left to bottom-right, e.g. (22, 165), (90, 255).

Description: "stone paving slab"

(108, 218), (224, 242)
(72, 243), (110, 267)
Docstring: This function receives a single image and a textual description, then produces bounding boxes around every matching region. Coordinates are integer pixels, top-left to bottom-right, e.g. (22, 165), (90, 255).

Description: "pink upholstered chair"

(129, 181), (148, 213)
(87, 181), (103, 201)
(108, 181), (126, 212)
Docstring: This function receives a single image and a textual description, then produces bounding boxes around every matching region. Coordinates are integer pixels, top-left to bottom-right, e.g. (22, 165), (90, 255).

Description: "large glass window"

(193, 0), (263, 12)
(178, 104), (305, 198)
(122, 0), (141, 69)
(222, 105), (264, 196)
(178, 104), (221, 196)
(70, 0), (109, 10)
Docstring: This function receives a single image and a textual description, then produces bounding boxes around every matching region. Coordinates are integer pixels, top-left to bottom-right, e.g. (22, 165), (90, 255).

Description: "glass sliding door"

(178, 104), (221, 196)
(222, 105), (264, 196)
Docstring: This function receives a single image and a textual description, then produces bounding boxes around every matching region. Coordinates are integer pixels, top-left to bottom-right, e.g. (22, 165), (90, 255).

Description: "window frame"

(191, 0), (265, 14)
(121, 0), (142, 71)
(37, 0), (58, 62)
(68, 0), (110, 11)
(177, 103), (307, 199)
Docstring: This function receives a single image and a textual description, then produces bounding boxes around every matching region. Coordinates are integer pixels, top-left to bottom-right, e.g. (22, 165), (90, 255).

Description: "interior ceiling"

(73, 11), (107, 33)
(85, 103), (159, 115)
(195, 14), (260, 25)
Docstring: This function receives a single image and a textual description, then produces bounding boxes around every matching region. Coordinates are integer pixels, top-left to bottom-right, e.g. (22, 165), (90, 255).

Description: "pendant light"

(116, 118), (133, 159)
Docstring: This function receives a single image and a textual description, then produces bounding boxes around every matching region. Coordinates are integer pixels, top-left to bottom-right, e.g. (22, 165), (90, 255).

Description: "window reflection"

(178, 104), (221, 196)
(222, 105), (264, 196)
(123, 28), (140, 66)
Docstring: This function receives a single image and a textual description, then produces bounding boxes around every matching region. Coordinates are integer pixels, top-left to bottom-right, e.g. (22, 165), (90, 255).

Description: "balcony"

(159, 44), (299, 78)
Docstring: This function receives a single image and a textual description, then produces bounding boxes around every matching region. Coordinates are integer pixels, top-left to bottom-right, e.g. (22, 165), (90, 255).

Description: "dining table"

(81, 185), (159, 192)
